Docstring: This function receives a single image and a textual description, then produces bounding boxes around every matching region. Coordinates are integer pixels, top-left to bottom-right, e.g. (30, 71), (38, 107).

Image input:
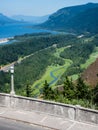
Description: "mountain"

(11, 15), (49, 24)
(0, 13), (18, 25)
(64, 7), (98, 34)
(39, 3), (98, 34)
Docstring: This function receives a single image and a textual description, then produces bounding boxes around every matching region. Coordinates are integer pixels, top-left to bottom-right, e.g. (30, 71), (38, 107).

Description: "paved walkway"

(0, 107), (98, 130)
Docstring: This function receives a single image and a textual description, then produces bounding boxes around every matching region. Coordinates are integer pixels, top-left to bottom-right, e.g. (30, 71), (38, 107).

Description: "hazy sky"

(0, 0), (98, 16)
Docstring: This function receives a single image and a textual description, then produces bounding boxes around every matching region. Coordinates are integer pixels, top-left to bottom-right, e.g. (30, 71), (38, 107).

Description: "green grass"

(32, 66), (56, 87)
(81, 47), (98, 69)
(32, 46), (98, 97)
(31, 44), (98, 96)
(31, 46), (72, 96)
(32, 60), (71, 88)
(54, 45), (71, 58)
(69, 74), (79, 81)
(69, 47), (98, 81)
(54, 47), (66, 58)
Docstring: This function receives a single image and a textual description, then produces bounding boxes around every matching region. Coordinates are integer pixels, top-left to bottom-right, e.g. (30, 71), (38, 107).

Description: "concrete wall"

(0, 93), (98, 124)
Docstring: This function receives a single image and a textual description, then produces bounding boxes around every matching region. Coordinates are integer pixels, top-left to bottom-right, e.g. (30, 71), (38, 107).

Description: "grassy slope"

(81, 47), (98, 69)
(32, 46), (72, 96)
(31, 40), (98, 96)
(70, 47), (98, 80)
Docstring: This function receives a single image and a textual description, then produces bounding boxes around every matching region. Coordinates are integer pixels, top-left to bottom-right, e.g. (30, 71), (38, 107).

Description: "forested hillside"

(0, 33), (98, 108)
(82, 35), (98, 86)
(0, 33), (76, 65)
(0, 33), (76, 93)
(0, 33), (97, 95)
(0, 2), (98, 109)
(39, 3), (98, 34)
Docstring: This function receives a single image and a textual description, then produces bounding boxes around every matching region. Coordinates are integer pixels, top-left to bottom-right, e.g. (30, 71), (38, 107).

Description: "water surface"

(0, 23), (54, 39)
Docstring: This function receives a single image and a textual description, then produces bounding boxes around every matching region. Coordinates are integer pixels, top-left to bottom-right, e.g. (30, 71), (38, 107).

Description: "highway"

(0, 45), (53, 72)
(0, 62), (15, 72)
(0, 117), (47, 130)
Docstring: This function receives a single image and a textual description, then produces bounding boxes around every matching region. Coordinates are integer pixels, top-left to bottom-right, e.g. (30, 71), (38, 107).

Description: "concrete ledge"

(0, 93), (98, 125)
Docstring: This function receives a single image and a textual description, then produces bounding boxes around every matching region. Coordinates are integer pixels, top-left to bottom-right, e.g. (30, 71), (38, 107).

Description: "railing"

(0, 93), (98, 124)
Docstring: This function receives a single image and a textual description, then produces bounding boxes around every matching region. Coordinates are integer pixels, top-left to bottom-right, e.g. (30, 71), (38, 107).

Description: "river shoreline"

(0, 37), (13, 45)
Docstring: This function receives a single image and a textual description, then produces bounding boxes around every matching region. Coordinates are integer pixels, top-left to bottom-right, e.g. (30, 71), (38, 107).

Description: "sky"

(0, 0), (98, 16)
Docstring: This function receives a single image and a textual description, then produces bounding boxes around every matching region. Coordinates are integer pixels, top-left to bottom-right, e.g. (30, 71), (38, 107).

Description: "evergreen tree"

(63, 76), (75, 99)
(26, 83), (32, 97)
(43, 80), (49, 99)
(43, 80), (54, 100)
(76, 77), (89, 100)
(92, 84), (98, 104)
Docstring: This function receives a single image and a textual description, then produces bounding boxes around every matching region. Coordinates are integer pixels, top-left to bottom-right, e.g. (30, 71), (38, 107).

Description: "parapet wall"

(0, 93), (98, 124)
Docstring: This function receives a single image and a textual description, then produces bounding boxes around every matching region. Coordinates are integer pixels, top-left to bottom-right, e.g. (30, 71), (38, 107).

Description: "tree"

(43, 80), (49, 99)
(63, 76), (75, 99)
(92, 84), (98, 105)
(26, 83), (32, 97)
(76, 77), (89, 100)
(43, 80), (54, 100)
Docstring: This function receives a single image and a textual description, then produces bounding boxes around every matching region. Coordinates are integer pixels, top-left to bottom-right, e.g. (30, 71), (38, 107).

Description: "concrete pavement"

(0, 117), (47, 130)
(0, 107), (98, 130)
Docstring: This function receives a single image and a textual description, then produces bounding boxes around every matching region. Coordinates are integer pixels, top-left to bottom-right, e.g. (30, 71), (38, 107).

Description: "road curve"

(0, 117), (47, 130)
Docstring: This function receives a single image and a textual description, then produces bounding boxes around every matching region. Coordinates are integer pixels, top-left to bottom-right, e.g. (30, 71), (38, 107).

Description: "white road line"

(0, 111), (6, 115)
(75, 121), (98, 127)
(0, 108), (9, 115)
(66, 122), (76, 130)
(40, 117), (47, 123)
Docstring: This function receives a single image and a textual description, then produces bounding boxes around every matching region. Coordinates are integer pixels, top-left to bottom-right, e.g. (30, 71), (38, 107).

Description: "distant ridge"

(39, 3), (98, 34)
(11, 15), (49, 24)
(0, 13), (19, 25)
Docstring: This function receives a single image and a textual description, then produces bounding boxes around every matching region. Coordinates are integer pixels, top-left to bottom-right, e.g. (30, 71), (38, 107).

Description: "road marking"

(40, 117), (47, 123)
(0, 108), (9, 115)
(0, 111), (6, 115)
(66, 122), (76, 130)
(75, 121), (98, 127)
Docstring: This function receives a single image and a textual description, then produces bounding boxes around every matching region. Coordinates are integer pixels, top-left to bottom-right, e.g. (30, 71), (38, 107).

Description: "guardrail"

(0, 93), (98, 124)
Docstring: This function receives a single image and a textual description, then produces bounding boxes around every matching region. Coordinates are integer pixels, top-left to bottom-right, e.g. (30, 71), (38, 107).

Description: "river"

(0, 23), (56, 39)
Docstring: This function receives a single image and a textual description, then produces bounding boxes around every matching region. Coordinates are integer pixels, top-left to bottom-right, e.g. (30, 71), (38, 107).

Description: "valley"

(0, 2), (98, 109)
(0, 33), (98, 98)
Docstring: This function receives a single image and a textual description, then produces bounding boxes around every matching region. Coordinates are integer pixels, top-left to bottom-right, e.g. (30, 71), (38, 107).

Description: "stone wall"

(0, 93), (98, 124)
